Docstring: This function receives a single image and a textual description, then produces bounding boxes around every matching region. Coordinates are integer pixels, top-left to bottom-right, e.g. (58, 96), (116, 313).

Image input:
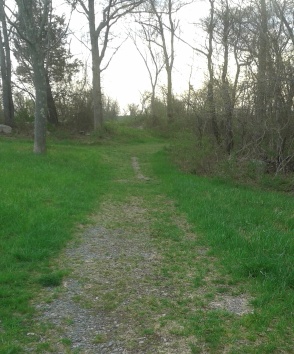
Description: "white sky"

(60, 1), (210, 112)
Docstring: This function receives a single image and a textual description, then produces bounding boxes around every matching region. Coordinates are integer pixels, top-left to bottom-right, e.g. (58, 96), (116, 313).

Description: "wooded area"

(0, 0), (294, 176)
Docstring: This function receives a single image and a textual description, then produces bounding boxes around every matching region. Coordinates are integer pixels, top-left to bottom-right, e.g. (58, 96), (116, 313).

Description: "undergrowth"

(167, 131), (294, 194)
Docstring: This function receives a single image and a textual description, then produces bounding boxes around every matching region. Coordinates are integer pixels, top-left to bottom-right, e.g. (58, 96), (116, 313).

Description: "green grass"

(0, 138), (112, 353)
(152, 150), (294, 350)
(1, 126), (294, 352)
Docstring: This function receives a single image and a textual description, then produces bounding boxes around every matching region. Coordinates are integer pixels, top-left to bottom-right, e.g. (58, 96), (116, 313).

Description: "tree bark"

(166, 67), (173, 123)
(31, 49), (47, 154)
(76, 0), (143, 130)
(88, 0), (103, 130)
(207, 0), (220, 145)
(256, 0), (268, 127)
(46, 73), (58, 126)
(131, 22), (164, 126)
(0, 0), (14, 126)
(14, 0), (50, 153)
(220, 0), (233, 154)
(150, 0), (175, 124)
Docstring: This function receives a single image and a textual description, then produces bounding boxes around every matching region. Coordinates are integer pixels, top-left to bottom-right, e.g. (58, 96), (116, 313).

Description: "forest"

(0, 0), (294, 181)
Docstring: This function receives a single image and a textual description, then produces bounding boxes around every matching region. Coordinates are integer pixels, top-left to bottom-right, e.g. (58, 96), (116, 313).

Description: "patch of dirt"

(209, 295), (253, 316)
(131, 157), (150, 181)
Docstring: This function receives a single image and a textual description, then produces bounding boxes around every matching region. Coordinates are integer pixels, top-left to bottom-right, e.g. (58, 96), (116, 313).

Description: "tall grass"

(152, 150), (294, 330)
(0, 139), (112, 352)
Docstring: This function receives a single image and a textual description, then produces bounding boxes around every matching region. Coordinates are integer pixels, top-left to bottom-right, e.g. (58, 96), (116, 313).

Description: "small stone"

(0, 124), (12, 134)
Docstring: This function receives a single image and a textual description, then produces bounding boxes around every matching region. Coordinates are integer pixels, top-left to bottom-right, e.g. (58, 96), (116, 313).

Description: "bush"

(168, 132), (221, 175)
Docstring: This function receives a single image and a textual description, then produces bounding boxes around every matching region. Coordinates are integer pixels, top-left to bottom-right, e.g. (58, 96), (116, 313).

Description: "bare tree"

(72, 0), (143, 130)
(13, 12), (72, 127)
(146, 0), (180, 124)
(256, 0), (268, 129)
(215, 0), (234, 153)
(130, 17), (164, 124)
(272, 0), (294, 45)
(169, 0), (221, 143)
(206, 0), (220, 145)
(0, 0), (14, 127)
(12, 0), (51, 153)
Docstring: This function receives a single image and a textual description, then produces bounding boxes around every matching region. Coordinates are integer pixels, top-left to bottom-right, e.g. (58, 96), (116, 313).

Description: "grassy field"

(0, 138), (112, 353)
(1, 128), (294, 353)
(152, 150), (294, 352)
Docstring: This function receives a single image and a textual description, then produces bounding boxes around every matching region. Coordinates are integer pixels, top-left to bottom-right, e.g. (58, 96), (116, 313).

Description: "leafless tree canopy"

(0, 0), (293, 166)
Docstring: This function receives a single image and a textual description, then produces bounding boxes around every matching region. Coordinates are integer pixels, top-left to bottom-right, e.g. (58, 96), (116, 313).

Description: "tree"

(72, 0), (144, 130)
(130, 16), (164, 124)
(256, 0), (268, 128)
(215, 0), (234, 153)
(0, 0), (14, 126)
(145, 0), (180, 124)
(272, 0), (294, 45)
(14, 13), (78, 126)
(103, 95), (120, 120)
(204, 0), (220, 145)
(12, 0), (51, 153)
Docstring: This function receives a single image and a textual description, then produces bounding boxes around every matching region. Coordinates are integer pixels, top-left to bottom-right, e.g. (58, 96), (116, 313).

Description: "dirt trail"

(26, 155), (252, 353)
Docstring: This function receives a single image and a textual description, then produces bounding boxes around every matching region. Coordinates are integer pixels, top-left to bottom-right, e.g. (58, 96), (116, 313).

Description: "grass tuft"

(37, 271), (66, 287)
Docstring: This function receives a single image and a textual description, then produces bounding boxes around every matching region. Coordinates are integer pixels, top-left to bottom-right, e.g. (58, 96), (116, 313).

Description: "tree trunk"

(150, 0), (174, 124)
(207, 80), (220, 145)
(221, 0), (234, 154)
(207, 0), (220, 145)
(14, 0), (50, 154)
(150, 87), (157, 125)
(166, 67), (173, 124)
(46, 73), (58, 126)
(31, 49), (47, 154)
(91, 40), (103, 130)
(0, 0), (14, 126)
(89, 0), (103, 130)
(222, 81), (234, 154)
(256, 0), (268, 127)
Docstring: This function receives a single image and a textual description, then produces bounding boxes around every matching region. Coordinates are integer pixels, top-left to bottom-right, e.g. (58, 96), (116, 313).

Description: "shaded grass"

(0, 138), (112, 352)
(152, 150), (294, 350)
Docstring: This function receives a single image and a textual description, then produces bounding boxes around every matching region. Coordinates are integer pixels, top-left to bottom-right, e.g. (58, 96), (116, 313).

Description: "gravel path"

(26, 157), (252, 353)
(35, 220), (161, 353)
(27, 159), (188, 353)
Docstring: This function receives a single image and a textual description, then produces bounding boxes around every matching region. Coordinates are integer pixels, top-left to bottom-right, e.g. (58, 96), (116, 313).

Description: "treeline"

(0, 0), (140, 152)
(135, 0), (294, 175)
(0, 0), (294, 173)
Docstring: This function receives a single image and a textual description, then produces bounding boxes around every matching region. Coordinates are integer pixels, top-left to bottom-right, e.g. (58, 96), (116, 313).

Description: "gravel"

(26, 157), (253, 353)
(28, 194), (185, 353)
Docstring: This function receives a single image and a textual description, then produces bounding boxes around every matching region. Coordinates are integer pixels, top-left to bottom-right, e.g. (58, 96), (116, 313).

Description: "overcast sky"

(59, 1), (210, 112)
